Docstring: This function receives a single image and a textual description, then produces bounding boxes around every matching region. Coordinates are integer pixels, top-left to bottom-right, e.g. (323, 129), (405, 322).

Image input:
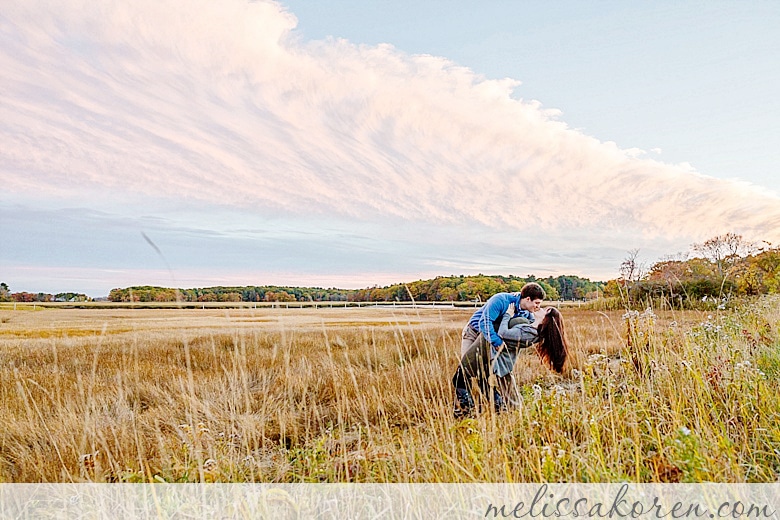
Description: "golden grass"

(0, 299), (778, 483)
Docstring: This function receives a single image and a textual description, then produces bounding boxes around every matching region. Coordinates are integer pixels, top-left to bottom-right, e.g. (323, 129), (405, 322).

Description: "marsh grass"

(0, 299), (778, 482)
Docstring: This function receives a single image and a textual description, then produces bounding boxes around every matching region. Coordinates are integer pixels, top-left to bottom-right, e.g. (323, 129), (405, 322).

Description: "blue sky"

(289, 0), (779, 190)
(1, 0), (778, 297)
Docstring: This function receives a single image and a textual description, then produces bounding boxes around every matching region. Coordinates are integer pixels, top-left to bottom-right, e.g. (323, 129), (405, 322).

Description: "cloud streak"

(1, 0), (779, 295)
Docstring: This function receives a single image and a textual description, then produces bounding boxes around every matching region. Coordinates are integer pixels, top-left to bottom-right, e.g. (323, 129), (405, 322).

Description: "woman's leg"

(497, 374), (521, 409)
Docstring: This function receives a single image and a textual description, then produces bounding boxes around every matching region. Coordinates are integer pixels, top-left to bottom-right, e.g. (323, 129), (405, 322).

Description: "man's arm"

(477, 294), (508, 347)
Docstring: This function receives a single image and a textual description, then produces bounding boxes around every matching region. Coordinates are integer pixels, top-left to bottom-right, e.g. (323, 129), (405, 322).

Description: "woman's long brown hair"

(536, 307), (569, 373)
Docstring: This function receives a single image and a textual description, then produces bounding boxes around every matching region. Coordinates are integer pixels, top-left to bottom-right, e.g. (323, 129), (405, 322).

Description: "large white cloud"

(1, 0), (779, 248)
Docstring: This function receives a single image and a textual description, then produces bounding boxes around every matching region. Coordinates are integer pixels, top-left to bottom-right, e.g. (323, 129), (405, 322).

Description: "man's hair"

(520, 282), (545, 301)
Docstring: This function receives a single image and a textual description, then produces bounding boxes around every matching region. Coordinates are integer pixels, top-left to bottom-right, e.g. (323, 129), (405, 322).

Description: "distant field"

(1, 299), (778, 482)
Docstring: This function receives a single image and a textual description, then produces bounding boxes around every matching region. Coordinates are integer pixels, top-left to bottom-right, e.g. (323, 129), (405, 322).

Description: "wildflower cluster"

(539, 443), (569, 481)
(734, 360), (767, 379)
(687, 315), (727, 343)
(623, 307), (657, 348)
(701, 295), (729, 310)
(583, 353), (626, 377)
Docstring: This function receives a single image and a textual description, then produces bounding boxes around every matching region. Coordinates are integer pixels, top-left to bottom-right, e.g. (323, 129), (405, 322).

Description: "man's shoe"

(454, 387), (474, 418)
(493, 387), (506, 413)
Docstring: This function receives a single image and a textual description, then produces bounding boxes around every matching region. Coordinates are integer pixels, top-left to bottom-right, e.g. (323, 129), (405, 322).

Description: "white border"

(2, 483), (779, 519)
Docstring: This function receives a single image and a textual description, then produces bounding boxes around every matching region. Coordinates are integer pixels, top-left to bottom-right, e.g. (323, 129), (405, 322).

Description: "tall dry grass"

(0, 298), (778, 482)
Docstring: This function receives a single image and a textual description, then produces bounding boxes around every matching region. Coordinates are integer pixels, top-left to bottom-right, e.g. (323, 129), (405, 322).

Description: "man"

(454, 282), (546, 416)
(461, 283), (545, 356)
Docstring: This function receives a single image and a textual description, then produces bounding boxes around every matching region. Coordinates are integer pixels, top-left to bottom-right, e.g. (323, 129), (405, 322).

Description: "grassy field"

(1, 298), (779, 482)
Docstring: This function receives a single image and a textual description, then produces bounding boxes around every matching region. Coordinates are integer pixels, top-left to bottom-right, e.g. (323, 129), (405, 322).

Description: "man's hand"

(507, 302), (516, 316)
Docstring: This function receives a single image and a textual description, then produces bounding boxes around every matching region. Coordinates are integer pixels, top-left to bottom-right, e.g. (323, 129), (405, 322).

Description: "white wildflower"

(587, 353), (607, 365)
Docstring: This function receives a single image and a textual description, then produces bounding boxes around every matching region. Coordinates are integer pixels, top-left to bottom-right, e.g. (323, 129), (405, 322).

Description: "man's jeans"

(460, 324), (480, 357)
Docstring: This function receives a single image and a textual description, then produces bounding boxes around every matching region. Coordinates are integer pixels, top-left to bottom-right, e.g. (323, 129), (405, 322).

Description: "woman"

(453, 307), (569, 417)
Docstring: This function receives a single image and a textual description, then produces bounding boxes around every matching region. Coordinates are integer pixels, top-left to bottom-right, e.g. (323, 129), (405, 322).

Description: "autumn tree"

(693, 233), (756, 279)
(617, 249), (647, 304)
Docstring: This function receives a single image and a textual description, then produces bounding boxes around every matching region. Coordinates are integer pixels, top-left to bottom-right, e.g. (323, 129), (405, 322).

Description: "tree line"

(0, 283), (91, 303)
(605, 233), (780, 307)
(104, 275), (604, 303)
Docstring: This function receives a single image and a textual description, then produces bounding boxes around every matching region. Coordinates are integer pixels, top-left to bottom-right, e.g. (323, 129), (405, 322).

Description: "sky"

(1, 0), (779, 297)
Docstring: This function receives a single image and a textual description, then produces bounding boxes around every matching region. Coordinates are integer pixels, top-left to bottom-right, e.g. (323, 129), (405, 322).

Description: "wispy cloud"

(1, 0), (778, 294)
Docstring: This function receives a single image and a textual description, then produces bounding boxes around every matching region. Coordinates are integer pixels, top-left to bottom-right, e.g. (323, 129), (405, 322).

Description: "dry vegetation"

(1, 298), (779, 483)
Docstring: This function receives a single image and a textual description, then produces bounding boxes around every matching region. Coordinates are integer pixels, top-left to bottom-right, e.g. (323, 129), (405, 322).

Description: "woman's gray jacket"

(460, 313), (539, 379)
